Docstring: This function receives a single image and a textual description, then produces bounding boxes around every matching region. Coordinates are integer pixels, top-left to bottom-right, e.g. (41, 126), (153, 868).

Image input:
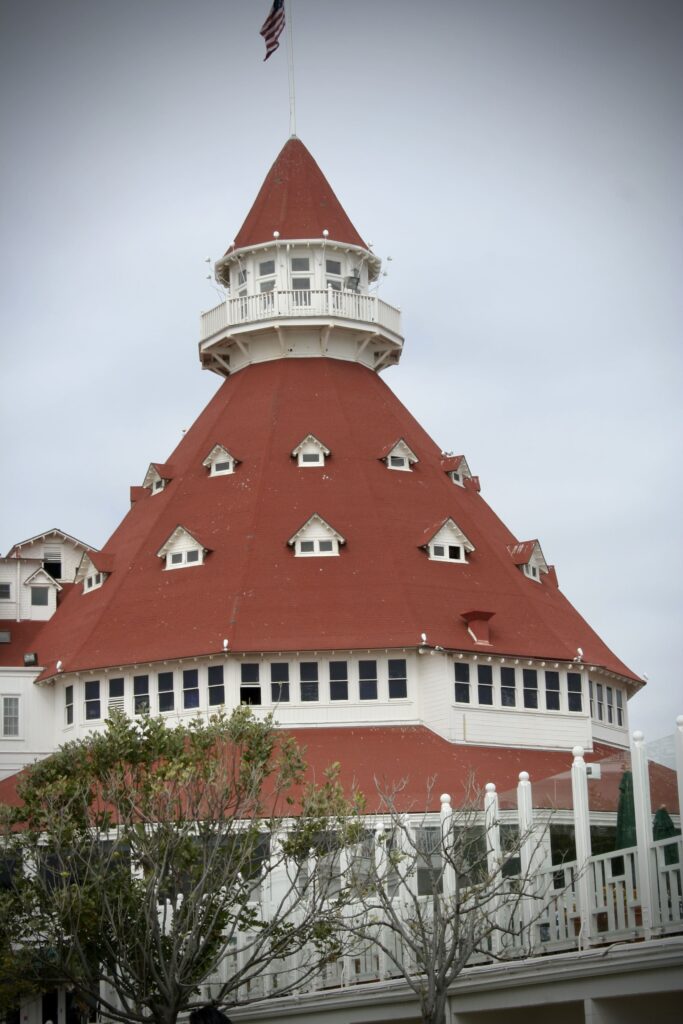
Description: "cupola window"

(382, 439), (419, 472)
(508, 541), (548, 582)
(291, 434), (330, 468)
(156, 526), (209, 570)
(288, 514), (344, 557)
(258, 259), (276, 309)
(422, 518), (474, 563)
(203, 444), (239, 477)
(326, 258), (343, 290)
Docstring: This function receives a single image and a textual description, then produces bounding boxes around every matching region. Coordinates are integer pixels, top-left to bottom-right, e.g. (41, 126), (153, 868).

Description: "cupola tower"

(199, 138), (403, 377)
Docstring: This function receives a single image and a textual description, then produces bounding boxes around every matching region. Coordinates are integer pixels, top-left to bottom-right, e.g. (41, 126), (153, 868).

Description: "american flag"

(260, 0), (285, 61)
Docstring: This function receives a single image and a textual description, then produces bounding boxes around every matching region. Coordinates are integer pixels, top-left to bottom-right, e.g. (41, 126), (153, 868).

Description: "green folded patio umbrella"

(653, 805), (680, 865)
(614, 770), (636, 850)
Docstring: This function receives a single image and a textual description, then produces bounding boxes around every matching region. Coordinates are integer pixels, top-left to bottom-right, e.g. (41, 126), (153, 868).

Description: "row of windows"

(64, 659), (409, 724)
(589, 680), (624, 726)
(0, 583), (49, 605)
(453, 664), (585, 714)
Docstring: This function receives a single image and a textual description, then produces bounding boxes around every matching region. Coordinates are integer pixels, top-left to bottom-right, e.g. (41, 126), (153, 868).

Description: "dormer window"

(508, 541), (548, 583)
(421, 518), (475, 563)
(76, 552), (113, 594)
(157, 527), (209, 570)
(143, 463), (173, 495)
(441, 454), (473, 488)
(382, 439), (419, 472)
(291, 434), (330, 468)
(203, 444), (238, 477)
(288, 514), (345, 558)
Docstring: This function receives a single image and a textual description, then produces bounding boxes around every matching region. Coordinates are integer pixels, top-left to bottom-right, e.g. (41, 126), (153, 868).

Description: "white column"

(570, 745), (593, 946)
(484, 782), (502, 954)
(517, 770), (539, 945)
(440, 792), (456, 898)
(675, 715), (683, 835)
(631, 729), (655, 936)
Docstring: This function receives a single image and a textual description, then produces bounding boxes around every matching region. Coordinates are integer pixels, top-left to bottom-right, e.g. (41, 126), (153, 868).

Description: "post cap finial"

(519, 771), (530, 782)
(485, 782), (496, 793)
(572, 745), (584, 759)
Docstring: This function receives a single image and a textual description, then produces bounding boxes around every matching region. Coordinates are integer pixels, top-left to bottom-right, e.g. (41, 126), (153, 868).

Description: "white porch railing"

(200, 288), (402, 342)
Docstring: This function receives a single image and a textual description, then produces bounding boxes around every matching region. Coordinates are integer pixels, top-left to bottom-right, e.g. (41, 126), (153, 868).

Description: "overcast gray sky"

(1, 0), (681, 742)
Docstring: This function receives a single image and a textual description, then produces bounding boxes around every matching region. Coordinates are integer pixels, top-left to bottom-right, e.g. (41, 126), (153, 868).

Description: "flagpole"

(285, 0), (297, 136)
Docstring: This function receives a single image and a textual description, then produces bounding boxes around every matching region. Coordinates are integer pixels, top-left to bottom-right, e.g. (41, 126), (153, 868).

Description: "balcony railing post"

(570, 746), (594, 946)
(631, 730), (655, 936)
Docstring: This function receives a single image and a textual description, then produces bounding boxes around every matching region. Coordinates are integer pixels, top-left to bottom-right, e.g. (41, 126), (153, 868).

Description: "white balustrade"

(200, 288), (402, 341)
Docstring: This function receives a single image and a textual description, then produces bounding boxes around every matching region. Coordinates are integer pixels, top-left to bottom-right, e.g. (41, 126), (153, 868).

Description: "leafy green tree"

(0, 709), (357, 1024)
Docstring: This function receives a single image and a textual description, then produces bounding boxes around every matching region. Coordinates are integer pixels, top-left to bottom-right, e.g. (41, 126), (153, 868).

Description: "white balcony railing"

(200, 288), (402, 343)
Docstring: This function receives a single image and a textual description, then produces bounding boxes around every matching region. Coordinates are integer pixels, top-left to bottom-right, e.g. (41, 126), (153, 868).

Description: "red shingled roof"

(228, 138), (368, 252)
(0, 730), (676, 816)
(0, 620), (44, 668)
(31, 357), (639, 684)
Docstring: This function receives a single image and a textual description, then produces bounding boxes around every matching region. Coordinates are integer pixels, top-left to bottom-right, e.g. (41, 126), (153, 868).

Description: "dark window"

(158, 672), (174, 713)
(84, 680), (100, 721)
(523, 669), (538, 709)
(329, 661), (348, 701)
(448, 545), (461, 560)
(0, 630), (10, 642)
(545, 671), (560, 711)
(301, 452), (321, 463)
(388, 658), (407, 699)
(31, 586), (49, 606)
(109, 677), (124, 700)
(134, 674), (150, 715)
(171, 552), (183, 565)
(616, 690), (624, 726)
(300, 540), (315, 553)
(43, 560), (61, 580)
(606, 686), (614, 724)
(416, 827), (443, 896)
(186, 549), (199, 563)
(259, 259), (275, 276)
(291, 257), (309, 272)
(240, 663), (261, 705)
(589, 679), (594, 717)
(567, 673), (583, 712)
(319, 539), (334, 552)
(454, 662), (470, 703)
(389, 455), (406, 468)
(501, 666), (516, 707)
(0, 584), (10, 600)
(477, 664), (493, 705)
(359, 660), (378, 700)
(596, 683), (604, 721)
(208, 664), (225, 706)
(65, 684), (74, 725)
(183, 667), (198, 708)
(300, 662), (319, 701)
(214, 460), (232, 473)
(271, 663), (290, 702)
(326, 259), (342, 275)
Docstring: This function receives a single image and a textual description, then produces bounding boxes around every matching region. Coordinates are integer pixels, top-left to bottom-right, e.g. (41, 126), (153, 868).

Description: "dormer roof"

(6, 528), (95, 559)
(420, 517), (475, 553)
(202, 444), (240, 469)
(227, 138), (369, 254)
(291, 434), (330, 458)
(508, 540), (548, 574)
(287, 514), (345, 548)
(441, 454), (472, 478)
(156, 526), (210, 560)
(143, 463), (174, 488)
(75, 551), (114, 583)
(23, 567), (62, 590)
(381, 438), (419, 465)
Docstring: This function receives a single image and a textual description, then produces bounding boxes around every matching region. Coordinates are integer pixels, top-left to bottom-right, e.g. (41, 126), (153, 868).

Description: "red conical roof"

(229, 138), (368, 251)
(33, 358), (639, 684)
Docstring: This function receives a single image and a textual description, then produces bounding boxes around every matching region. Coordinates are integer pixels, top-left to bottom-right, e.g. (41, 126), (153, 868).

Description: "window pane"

(158, 671), (174, 712)
(31, 587), (49, 606)
(501, 666), (516, 707)
(85, 680), (100, 720)
(319, 540), (333, 552)
(259, 259), (275, 276)
(448, 545), (461, 560)
(523, 669), (538, 709)
(326, 259), (342, 275)
(241, 664), (260, 683)
(301, 453), (321, 463)
(208, 664), (225, 706)
(183, 669), (200, 709)
(292, 277), (310, 290)
(388, 658), (407, 699)
(477, 664), (493, 705)
(454, 663), (470, 682)
(186, 549), (199, 563)
(329, 661), (348, 700)
(271, 682), (290, 702)
(171, 552), (182, 564)
(240, 687), (262, 706)
(2, 696), (19, 736)
(567, 672), (583, 712)
(455, 683), (470, 703)
(300, 663), (318, 701)
(109, 677), (124, 699)
(545, 671), (560, 711)
(134, 675), (150, 714)
(300, 540), (315, 552)
(291, 257), (309, 271)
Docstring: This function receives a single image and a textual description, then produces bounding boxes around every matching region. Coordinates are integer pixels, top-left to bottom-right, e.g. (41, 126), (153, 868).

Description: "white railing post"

(440, 793), (456, 898)
(484, 782), (502, 954)
(517, 770), (541, 946)
(570, 746), (593, 946)
(631, 730), (655, 936)
(676, 716), (683, 832)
